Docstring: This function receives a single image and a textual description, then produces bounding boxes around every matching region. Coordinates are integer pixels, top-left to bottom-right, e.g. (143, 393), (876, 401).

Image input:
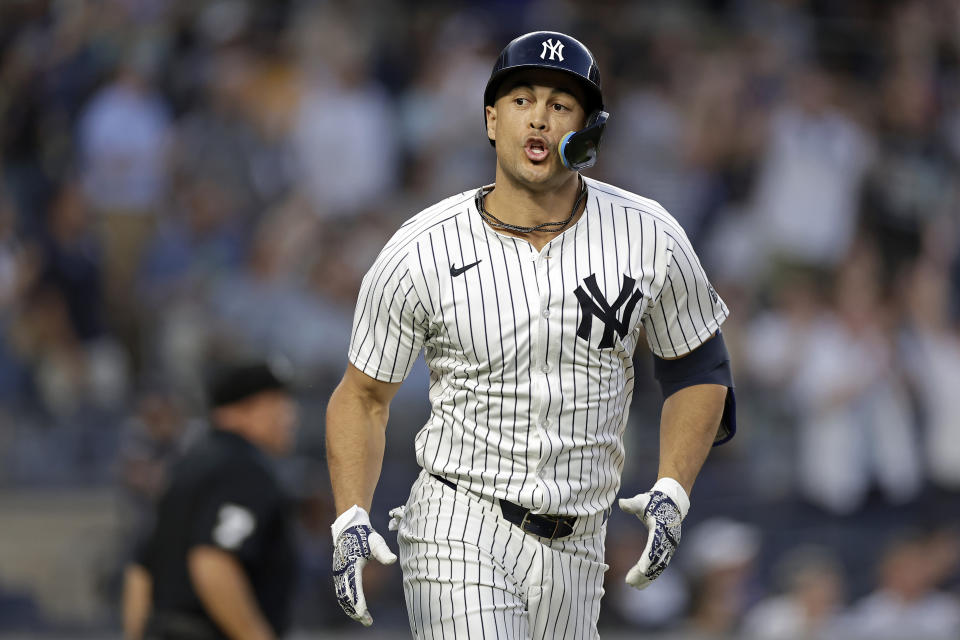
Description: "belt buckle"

(519, 510), (535, 535)
(520, 511), (562, 539)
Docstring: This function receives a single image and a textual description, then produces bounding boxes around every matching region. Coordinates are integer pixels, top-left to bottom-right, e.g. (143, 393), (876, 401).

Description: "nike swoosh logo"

(450, 260), (482, 277)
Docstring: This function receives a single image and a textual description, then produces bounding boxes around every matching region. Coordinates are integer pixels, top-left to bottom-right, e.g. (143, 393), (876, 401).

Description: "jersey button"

(541, 364), (551, 374)
(542, 309), (551, 318)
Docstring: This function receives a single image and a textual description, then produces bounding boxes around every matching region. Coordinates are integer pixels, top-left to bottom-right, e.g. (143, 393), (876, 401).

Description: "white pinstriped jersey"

(349, 176), (728, 517)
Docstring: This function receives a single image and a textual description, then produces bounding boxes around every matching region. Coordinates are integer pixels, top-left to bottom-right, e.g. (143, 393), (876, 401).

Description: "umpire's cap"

(207, 360), (292, 408)
(484, 31), (604, 115)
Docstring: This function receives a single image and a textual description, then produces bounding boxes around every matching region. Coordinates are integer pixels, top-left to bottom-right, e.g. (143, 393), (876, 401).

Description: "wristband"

(331, 504), (370, 540)
(652, 477), (690, 520)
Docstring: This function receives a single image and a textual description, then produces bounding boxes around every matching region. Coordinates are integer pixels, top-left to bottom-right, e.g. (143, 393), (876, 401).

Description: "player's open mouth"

(524, 138), (550, 162)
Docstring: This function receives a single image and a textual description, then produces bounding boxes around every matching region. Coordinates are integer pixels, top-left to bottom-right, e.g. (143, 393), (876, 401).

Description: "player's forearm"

(188, 547), (276, 640)
(326, 377), (390, 514)
(657, 383), (727, 495)
(122, 564), (152, 640)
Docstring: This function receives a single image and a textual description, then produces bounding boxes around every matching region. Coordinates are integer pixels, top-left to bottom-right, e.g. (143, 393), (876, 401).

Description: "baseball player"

(326, 31), (736, 639)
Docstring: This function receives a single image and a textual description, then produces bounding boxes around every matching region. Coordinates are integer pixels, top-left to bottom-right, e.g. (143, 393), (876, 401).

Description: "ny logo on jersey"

(540, 38), (565, 61)
(574, 274), (643, 349)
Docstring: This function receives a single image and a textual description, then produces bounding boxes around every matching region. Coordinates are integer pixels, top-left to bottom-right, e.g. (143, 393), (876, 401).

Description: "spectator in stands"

(839, 530), (960, 639)
(11, 180), (128, 417)
(900, 258), (960, 493)
(790, 244), (921, 513)
(742, 545), (847, 639)
(171, 46), (294, 223)
(680, 518), (761, 638)
(291, 4), (398, 219)
(398, 10), (494, 202)
(749, 66), (874, 270)
(78, 53), (171, 351)
(137, 176), (245, 395)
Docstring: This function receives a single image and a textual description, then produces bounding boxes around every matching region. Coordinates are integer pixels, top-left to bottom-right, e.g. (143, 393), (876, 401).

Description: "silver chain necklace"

(475, 176), (587, 235)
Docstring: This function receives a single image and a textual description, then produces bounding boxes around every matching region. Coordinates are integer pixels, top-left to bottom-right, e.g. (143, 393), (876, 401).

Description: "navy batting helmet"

(483, 31), (604, 117)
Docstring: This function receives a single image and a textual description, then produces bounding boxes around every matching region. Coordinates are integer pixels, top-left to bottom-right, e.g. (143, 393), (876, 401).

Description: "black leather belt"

(431, 474), (576, 540)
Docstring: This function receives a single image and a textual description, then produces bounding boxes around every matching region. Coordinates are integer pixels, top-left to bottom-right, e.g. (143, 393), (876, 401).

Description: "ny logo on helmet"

(540, 39), (564, 62)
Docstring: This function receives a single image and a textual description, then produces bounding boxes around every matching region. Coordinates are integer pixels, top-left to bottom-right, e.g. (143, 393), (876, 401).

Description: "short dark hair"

(207, 361), (291, 408)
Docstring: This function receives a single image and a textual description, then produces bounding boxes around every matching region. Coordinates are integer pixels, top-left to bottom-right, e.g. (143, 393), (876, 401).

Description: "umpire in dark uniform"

(123, 362), (299, 640)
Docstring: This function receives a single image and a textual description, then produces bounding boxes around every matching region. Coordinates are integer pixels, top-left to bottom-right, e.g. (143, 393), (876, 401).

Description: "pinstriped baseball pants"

(397, 470), (609, 639)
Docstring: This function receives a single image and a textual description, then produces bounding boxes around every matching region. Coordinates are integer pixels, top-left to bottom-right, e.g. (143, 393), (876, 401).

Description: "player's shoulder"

(583, 177), (685, 231)
(401, 188), (477, 232)
(383, 190), (476, 251)
(368, 189), (477, 274)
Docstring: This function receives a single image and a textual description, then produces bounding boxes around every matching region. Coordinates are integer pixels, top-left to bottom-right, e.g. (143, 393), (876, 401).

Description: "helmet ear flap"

(559, 110), (609, 171)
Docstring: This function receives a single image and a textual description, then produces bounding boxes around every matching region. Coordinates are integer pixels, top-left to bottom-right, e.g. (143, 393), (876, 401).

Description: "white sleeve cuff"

(331, 504), (371, 540)
(652, 477), (690, 520)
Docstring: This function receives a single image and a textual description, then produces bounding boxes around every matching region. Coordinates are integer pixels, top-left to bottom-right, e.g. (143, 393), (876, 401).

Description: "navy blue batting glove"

(618, 477), (690, 589)
(331, 505), (397, 626)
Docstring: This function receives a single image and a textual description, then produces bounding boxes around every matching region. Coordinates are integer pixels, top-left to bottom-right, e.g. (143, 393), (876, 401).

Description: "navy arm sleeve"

(652, 330), (736, 446)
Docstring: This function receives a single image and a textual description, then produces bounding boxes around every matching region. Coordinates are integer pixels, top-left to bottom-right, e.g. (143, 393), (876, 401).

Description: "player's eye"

(514, 97), (528, 106)
(552, 103), (569, 112)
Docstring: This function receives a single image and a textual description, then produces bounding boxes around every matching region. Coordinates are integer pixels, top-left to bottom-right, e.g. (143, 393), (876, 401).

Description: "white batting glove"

(618, 477), (690, 590)
(331, 505), (397, 626)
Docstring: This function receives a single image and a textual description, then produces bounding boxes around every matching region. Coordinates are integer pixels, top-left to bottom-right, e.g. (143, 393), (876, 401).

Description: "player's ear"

(485, 105), (497, 144)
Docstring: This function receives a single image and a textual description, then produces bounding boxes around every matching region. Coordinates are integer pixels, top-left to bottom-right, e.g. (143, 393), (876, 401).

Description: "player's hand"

(618, 477), (690, 590)
(331, 505), (397, 626)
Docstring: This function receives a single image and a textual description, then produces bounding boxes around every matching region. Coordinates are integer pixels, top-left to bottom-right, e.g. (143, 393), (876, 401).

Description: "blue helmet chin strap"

(559, 110), (609, 171)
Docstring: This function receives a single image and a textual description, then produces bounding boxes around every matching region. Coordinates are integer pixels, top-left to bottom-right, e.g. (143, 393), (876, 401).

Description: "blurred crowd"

(1, 0), (959, 636)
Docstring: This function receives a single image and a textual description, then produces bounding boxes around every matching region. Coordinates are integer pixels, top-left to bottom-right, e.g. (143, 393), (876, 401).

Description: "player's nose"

(529, 105), (548, 130)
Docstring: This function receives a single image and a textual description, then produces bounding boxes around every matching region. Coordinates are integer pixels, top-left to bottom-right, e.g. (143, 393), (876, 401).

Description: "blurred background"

(0, 0), (959, 638)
